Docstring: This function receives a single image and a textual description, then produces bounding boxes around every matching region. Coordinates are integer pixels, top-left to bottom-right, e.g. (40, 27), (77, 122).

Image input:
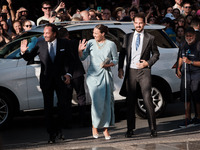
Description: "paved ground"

(1, 102), (200, 150)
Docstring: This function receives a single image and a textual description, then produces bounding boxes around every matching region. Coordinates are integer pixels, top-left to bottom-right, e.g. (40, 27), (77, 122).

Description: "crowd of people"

(1, 0), (200, 144)
(0, 0), (200, 47)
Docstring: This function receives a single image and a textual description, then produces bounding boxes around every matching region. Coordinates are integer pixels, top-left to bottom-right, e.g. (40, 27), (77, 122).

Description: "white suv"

(0, 21), (180, 127)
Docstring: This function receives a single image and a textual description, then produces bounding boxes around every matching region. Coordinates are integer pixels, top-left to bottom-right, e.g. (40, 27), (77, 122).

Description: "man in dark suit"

(118, 13), (160, 138)
(20, 24), (73, 143)
(58, 28), (87, 127)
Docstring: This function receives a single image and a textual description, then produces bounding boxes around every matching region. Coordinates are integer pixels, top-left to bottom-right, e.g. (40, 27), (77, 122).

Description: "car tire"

(0, 93), (14, 128)
(136, 81), (169, 118)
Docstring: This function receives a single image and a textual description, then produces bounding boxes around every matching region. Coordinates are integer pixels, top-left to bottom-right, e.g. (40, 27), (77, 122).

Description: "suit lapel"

(141, 32), (149, 58)
(55, 39), (61, 62)
(128, 33), (134, 62)
(42, 41), (50, 62)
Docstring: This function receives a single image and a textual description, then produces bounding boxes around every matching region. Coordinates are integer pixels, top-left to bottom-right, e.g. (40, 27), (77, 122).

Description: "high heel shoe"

(103, 131), (111, 140)
(92, 128), (99, 139)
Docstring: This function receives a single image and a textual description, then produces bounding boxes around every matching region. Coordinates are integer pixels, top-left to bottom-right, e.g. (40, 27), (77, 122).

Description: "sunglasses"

(43, 7), (51, 10)
(184, 6), (191, 9)
(25, 25), (32, 27)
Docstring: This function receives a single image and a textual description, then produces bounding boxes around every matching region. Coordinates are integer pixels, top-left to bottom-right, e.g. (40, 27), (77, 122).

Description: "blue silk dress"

(80, 39), (118, 128)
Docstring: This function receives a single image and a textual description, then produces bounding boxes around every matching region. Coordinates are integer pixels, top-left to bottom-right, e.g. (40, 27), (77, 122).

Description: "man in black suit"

(118, 13), (160, 138)
(58, 28), (87, 127)
(20, 24), (73, 143)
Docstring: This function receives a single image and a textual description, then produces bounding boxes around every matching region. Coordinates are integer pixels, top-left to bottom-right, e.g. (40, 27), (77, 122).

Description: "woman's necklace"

(96, 40), (106, 49)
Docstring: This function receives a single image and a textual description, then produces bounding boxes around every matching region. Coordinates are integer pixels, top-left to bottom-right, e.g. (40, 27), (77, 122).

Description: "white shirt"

(130, 30), (144, 69)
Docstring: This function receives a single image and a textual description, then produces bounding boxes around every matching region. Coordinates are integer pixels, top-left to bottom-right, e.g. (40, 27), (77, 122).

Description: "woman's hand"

(102, 63), (114, 68)
(78, 39), (87, 52)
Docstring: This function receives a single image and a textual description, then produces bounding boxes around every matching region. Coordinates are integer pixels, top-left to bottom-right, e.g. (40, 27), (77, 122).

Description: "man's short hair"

(191, 18), (200, 27)
(41, 1), (51, 7)
(185, 27), (195, 34)
(133, 13), (145, 23)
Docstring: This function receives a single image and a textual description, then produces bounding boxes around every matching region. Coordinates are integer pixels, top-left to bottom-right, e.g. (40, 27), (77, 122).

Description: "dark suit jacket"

(119, 31), (160, 96)
(22, 38), (73, 90)
(67, 39), (85, 79)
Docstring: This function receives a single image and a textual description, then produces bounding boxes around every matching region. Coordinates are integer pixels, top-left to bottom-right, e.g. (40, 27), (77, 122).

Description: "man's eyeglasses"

(184, 6), (191, 9)
(25, 25), (32, 27)
(43, 7), (52, 10)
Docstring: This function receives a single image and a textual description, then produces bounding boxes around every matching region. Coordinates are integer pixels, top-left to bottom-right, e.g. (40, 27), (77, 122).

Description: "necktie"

(49, 43), (55, 62)
(136, 33), (140, 50)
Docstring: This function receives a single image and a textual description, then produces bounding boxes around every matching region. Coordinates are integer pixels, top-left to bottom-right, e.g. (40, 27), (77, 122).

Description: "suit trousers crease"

(126, 68), (156, 131)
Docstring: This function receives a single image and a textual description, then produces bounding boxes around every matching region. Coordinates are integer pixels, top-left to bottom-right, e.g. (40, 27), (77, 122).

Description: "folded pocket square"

(60, 49), (65, 51)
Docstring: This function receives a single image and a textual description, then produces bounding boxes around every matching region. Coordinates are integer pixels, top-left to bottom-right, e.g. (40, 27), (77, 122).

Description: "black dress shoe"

(48, 134), (56, 144)
(125, 130), (134, 138)
(150, 130), (157, 138)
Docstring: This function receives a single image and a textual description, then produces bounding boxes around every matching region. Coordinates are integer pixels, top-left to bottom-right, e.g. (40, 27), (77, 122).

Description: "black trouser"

(42, 78), (71, 135)
(69, 76), (86, 122)
(126, 68), (156, 131)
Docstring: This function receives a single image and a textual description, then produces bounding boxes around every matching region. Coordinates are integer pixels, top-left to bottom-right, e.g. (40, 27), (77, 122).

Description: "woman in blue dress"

(78, 24), (118, 140)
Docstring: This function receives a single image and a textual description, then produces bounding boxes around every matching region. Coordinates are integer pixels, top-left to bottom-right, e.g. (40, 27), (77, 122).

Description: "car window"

(0, 34), (42, 59)
(145, 29), (177, 48)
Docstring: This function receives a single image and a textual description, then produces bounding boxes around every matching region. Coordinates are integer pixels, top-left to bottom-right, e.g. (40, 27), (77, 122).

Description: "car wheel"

(136, 82), (168, 118)
(0, 93), (14, 128)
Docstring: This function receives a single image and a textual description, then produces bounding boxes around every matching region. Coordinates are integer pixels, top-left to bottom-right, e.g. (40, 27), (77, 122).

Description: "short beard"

(186, 38), (195, 45)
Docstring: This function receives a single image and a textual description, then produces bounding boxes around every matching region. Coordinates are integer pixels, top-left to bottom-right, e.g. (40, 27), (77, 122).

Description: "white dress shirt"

(130, 30), (144, 69)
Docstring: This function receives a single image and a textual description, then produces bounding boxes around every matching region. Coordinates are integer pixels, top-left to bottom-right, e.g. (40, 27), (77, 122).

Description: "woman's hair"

(95, 24), (108, 34)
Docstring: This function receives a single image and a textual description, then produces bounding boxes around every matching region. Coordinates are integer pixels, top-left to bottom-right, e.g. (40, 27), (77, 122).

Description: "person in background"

(0, 24), (10, 47)
(36, 1), (60, 26)
(80, 10), (90, 21)
(173, 8), (181, 19)
(161, 17), (176, 43)
(101, 9), (112, 20)
(177, 15), (186, 28)
(22, 20), (33, 31)
(176, 27), (200, 127)
(185, 14), (193, 27)
(0, 20), (12, 39)
(59, 28), (87, 127)
(182, 2), (192, 17)
(148, 16), (157, 24)
(173, 0), (183, 14)
(166, 6), (173, 14)
(11, 20), (23, 39)
(15, 7), (36, 28)
(190, 17), (200, 41)
(89, 9), (97, 20)
(114, 7), (126, 21)
(129, 7), (138, 21)
(118, 13), (159, 138)
(78, 24), (118, 140)
(175, 26), (185, 48)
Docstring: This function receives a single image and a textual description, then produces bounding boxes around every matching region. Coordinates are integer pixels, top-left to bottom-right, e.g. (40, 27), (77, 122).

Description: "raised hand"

(20, 39), (28, 54)
(78, 39), (87, 52)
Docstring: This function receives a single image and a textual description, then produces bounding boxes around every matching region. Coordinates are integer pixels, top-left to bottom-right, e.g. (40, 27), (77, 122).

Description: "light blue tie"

(136, 33), (140, 50)
(49, 43), (55, 62)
